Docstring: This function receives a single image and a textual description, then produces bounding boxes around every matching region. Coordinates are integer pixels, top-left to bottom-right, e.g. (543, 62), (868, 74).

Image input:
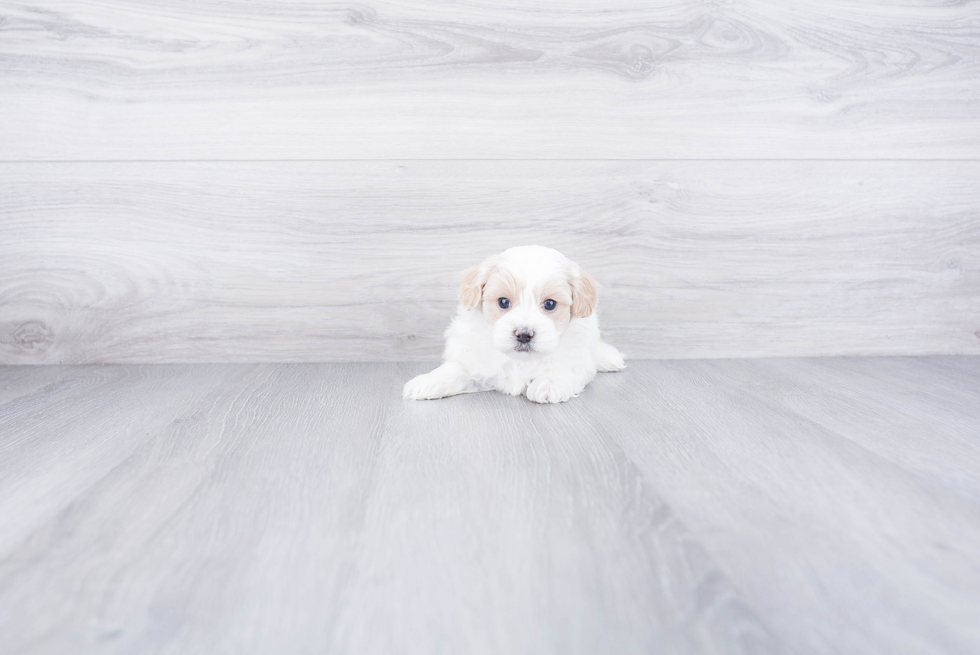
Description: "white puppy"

(403, 245), (625, 403)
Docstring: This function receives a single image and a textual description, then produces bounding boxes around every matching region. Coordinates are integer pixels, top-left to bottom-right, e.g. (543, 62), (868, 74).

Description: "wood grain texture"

(0, 364), (248, 556)
(1, 160), (978, 364)
(1, 0), (979, 159)
(0, 357), (978, 653)
(0, 364), (73, 406)
(588, 357), (980, 655)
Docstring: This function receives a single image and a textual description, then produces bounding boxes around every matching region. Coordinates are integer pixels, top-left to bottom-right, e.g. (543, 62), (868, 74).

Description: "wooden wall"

(1, 1), (978, 363)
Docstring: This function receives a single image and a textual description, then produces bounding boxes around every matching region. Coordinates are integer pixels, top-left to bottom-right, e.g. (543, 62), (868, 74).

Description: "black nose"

(515, 329), (534, 344)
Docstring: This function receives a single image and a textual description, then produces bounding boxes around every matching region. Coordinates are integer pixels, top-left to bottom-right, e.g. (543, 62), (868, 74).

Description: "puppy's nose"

(515, 328), (534, 344)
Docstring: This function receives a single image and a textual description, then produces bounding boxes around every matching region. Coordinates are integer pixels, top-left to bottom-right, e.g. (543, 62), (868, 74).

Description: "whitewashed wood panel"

(1, 161), (977, 363)
(1, 0), (978, 159)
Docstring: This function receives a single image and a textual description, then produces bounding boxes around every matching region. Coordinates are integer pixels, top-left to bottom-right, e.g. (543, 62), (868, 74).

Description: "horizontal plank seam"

(2, 158), (980, 164)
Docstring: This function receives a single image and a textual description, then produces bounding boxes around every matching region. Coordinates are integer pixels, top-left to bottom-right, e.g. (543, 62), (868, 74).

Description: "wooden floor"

(1, 357), (979, 654)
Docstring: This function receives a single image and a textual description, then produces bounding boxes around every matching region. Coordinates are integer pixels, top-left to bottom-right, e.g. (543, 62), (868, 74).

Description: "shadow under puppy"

(403, 245), (625, 404)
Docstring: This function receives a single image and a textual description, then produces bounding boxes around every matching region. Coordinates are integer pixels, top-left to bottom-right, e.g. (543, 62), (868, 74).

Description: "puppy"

(403, 245), (625, 404)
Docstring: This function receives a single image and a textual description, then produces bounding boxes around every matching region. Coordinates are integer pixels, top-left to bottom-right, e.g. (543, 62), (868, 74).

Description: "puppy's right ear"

(458, 265), (485, 310)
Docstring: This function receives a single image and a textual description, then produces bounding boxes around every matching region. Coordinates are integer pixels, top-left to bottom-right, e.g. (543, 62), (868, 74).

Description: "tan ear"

(458, 256), (501, 310)
(458, 265), (484, 310)
(571, 270), (599, 318)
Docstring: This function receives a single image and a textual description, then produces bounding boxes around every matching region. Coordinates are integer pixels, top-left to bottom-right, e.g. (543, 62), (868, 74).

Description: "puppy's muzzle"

(515, 328), (534, 344)
(514, 329), (535, 352)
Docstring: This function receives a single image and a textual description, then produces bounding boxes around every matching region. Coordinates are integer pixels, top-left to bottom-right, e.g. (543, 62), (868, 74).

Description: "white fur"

(403, 246), (625, 404)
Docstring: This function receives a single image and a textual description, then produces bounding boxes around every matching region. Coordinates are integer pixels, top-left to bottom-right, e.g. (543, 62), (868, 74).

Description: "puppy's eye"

(543, 299), (557, 311)
(498, 297), (510, 309)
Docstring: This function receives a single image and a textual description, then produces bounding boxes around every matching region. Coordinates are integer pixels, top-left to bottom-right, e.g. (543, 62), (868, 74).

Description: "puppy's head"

(459, 246), (598, 358)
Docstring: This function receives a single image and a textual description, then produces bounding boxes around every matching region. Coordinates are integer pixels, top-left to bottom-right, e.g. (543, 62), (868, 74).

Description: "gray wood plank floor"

(1, 357), (978, 654)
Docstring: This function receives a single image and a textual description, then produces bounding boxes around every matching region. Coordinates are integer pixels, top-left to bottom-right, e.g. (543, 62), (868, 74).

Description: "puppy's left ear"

(571, 269), (599, 318)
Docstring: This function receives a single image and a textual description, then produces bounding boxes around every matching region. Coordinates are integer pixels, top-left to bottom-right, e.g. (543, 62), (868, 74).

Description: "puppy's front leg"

(524, 371), (588, 403)
(525, 363), (596, 404)
(403, 362), (477, 400)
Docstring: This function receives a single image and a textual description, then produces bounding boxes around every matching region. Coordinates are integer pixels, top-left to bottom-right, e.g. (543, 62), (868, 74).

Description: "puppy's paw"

(525, 377), (577, 404)
(500, 378), (527, 397)
(404, 368), (476, 400)
(404, 373), (449, 400)
(595, 343), (626, 373)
